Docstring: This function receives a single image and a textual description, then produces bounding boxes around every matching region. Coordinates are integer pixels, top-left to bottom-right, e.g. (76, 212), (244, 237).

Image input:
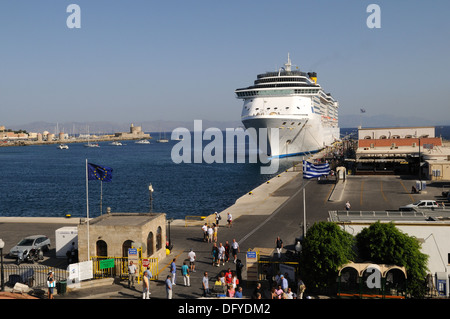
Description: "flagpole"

(302, 156), (306, 237)
(85, 159), (90, 261)
(100, 181), (103, 215)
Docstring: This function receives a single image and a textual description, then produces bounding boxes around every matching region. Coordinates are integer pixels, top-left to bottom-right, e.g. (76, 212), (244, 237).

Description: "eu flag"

(87, 163), (113, 182)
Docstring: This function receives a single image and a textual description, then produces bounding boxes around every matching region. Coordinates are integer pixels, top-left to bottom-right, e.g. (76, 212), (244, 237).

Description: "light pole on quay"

(148, 183), (154, 213)
(0, 239), (5, 291)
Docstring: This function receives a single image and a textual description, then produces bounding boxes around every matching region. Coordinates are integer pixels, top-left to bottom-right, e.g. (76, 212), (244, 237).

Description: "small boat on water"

(84, 142), (99, 148)
(110, 141), (123, 146)
(57, 144), (69, 150)
(135, 139), (150, 144)
(156, 127), (169, 143)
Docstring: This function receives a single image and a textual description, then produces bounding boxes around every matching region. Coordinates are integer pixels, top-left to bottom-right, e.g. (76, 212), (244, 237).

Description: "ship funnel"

(308, 72), (317, 84)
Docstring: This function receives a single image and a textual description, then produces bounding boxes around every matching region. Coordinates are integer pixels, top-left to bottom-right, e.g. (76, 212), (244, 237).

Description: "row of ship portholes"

(95, 227), (163, 257)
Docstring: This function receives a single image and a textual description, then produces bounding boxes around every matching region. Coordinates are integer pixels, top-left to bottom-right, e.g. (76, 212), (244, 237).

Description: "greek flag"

(303, 160), (330, 179)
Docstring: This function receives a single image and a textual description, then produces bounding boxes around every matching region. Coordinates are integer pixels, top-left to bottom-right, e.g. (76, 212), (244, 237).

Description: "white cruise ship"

(235, 54), (340, 157)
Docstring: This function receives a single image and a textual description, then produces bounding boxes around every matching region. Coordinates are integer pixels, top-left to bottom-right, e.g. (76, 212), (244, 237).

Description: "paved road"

(0, 174), (444, 299)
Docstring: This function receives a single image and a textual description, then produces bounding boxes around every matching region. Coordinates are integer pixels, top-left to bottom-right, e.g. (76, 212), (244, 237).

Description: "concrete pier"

(0, 165), (444, 299)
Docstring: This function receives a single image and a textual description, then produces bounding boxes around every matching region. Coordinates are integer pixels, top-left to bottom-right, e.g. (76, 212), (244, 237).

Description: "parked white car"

(9, 235), (51, 258)
(399, 200), (439, 211)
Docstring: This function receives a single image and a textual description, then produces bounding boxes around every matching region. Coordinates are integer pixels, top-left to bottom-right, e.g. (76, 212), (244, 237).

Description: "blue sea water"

(3, 126), (448, 220)
(0, 135), (298, 220)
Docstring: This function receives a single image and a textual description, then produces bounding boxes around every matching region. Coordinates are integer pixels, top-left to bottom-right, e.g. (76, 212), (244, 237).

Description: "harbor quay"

(0, 169), (441, 300)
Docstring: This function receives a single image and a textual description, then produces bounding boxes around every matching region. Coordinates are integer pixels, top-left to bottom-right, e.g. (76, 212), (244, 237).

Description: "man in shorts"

(188, 248), (196, 272)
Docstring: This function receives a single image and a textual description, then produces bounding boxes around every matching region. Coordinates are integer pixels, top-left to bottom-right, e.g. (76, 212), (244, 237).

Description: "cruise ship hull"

(242, 115), (339, 157)
(236, 55), (340, 158)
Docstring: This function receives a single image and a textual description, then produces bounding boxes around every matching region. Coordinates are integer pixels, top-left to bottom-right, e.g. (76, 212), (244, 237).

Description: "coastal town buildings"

(0, 123), (151, 145)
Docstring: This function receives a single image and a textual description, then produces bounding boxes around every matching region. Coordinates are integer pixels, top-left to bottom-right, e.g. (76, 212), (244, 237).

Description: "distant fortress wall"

(114, 123), (150, 139)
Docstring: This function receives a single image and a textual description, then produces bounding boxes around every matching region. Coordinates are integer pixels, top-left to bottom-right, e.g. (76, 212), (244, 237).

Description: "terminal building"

(355, 126), (450, 179)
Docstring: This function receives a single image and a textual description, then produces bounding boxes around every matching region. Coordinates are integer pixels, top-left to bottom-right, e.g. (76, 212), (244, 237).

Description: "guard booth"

(436, 272), (448, 297)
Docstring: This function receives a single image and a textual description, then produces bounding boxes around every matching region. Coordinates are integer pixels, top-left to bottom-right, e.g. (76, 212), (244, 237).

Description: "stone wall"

(77, 213), (166, 262)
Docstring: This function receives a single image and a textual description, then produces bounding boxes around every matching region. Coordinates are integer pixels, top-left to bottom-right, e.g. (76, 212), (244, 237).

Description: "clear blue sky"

(1, 0), (449, 127)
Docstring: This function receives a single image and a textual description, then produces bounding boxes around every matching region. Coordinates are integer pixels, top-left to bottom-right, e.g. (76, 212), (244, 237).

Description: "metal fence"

(2, 264), (68, 290)
(91, 256), (159, 281)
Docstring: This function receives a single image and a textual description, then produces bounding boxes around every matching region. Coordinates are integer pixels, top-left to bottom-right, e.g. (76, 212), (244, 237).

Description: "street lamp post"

(0, 239), (5, 291)
(167, 218), (174, 250)
(148, 183), (154, 213)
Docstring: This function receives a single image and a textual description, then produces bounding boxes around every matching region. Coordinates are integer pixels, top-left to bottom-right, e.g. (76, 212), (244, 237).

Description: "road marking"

(157, 250), (184, 276)
(238, 180), (311, 245)
(325, 184), (335, 203)
(380, 181), (388, 202)
(360, 180), (364, 206)
(399, 180), (415, 202)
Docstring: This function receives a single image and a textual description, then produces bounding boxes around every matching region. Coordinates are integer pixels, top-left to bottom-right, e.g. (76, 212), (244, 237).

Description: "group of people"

(212, 268), (243, 297)
(252, 274), (306, 300)
(125, 210), (308, 300)
(210, 239), (240, 267)
(268, 274), (306, 299)
(127, 260), (155, 299)
(201, 269), (244, 298)
(201, 212), (233, 243)
(164, 251), (197, 299)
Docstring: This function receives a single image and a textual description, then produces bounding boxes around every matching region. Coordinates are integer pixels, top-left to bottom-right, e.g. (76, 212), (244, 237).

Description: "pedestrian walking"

(227, 212), (233, 228)
(252, 282), (263, 299)
(145, 267), (153, 296)
(165, 275), (173, 299)
(181, 261), (190, 287)
(211, 243), (219, 266)
(202, 272), (210, 297)
(128, 260), (137, 288)
(213, 223), (218, 242)
(231, 238), (240, 263)
(188, 248), (196, 272)
(236, 259), (244, 283)
(170, 258), (177, 285)
(275, 236), (283, 259)
(224, 240), (230, 262)
(218, 242), (226, 266)
(280, 274), (289, 292)
(207, 225), (213, 243)
(297, 278), (306, 299)
(232, 272), (239, 289)
(345, 201), (351, 211)
(215, 211), (221, 226)
(142, 270), (150, 299)
(47, 271), (55, 299)
(225, 268), (233, 285)
(202, 223), (208, 242)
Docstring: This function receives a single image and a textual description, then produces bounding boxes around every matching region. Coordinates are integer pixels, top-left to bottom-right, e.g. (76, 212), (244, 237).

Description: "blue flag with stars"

(87, 163), (113, 182)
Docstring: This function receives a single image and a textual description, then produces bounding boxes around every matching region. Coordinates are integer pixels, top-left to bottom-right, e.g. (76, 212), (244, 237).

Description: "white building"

(329, 210), (450, 297)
